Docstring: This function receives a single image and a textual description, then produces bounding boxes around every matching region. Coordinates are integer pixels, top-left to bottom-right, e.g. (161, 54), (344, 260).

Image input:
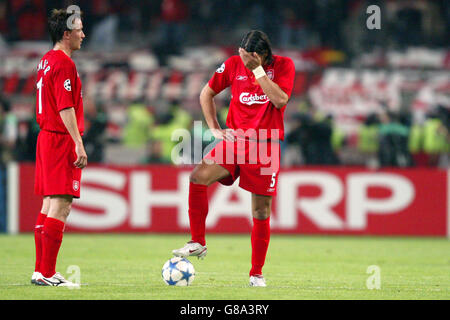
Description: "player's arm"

(59, 107), (87, 169)
(239, 48), (289, 109)
(54, 63), (87, 169)
(199, 84), (234, 141)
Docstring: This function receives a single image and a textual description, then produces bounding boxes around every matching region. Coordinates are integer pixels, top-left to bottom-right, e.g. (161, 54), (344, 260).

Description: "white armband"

(252, 66), (266, 79)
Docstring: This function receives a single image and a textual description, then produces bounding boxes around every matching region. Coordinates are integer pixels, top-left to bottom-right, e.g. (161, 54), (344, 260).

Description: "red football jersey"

(35, 50), (84, 134)
(208, 55), (295, 140)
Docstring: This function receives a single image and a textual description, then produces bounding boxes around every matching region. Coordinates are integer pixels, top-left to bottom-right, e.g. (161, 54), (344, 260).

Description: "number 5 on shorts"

(270, 173), (277, 188)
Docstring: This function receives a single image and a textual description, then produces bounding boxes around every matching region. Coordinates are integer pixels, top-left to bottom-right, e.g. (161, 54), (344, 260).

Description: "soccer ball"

(161, 257), (195, 286)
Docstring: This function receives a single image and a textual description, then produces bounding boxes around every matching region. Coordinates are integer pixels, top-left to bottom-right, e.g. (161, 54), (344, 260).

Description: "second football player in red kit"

(173, 30), (295, 287)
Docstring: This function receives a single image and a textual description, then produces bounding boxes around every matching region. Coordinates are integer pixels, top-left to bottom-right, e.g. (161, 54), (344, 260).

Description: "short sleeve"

(53, 62), (76, 112)
(274, 58), (295, 98)
(208, 57), (234, 94)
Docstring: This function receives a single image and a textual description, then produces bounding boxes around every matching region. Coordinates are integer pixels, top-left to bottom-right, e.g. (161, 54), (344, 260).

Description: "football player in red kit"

(32, 9), (86, 287)
(173, 30), (295, 286)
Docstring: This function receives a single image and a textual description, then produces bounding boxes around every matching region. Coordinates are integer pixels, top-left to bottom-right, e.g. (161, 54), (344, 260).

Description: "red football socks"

(34, 213), (47, 272)
(188, 182), (208, 246)
(250, 216), (271, 276)
(40, 217), (65, 278)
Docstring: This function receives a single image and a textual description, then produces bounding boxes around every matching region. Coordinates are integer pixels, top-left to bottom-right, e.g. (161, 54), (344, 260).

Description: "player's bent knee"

(189, 169), (210, 185)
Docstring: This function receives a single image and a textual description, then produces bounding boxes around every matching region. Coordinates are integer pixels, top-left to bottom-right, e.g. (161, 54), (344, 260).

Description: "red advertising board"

(11, 163), (449, 236)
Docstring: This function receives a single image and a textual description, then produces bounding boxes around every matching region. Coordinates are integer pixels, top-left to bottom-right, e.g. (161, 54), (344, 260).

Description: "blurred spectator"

(150, 100), (192, 163)
(83, 99), (108, 163)
(387, 0), (445, 48)
(329, 115), (345, 158)
(142, 139), (169, 164)
(188, 117), (216, 164)
(278, 1), (314, 49)
(0, 96), (15, 230)
(0, 96), (10, 232)
(0, 0), (8, 51)
(114, 0), (141, 34)
(436, 105), (450, 167)
(155, 0), (190, 64)
(378, 111), (413, 167)
(286, 111), (339, 165)
(357, 113), (380, 167)
(88, 1), (119, 51)
(389, 0), (424, 48)
(315, 0), (348, 50)
(286, 113), (311, 164)
(422, 108), (449, 166)
(123, 101), (154, 148)
(10, 0), (47, 41)
(279, 8), (308, 49)
(0, 159), (4, 230)
(217, 106), (228, 129)
(14, 115), (39, 162)
(0, 96), (17, 164)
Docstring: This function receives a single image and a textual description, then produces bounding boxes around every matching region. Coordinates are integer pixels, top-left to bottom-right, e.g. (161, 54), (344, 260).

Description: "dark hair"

(240, 30), (273, 64)
(48, 9), (82, 45)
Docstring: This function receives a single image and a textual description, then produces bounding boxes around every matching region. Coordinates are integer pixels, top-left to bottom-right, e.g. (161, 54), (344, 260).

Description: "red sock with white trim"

(34, 213), (47, 272)
(188, 182), (208, 246)
(40, 217), (65, 278)
(250, 216), (271, 276)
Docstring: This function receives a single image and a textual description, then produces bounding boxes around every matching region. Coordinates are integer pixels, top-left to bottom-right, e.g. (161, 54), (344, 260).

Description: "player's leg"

(41, 195), (72, 279)
(31, 196), (50, 284)
(32, 130), (47, 284)
(172, 160), (231, 259)
(34, 132), (81, 286)
(249, 193), (271, 287)
(37, 195), (78, 287)
(189, 160), (231, 243)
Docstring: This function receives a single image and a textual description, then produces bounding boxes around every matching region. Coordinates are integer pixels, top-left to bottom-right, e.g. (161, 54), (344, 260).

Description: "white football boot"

(31, 271), (43, 285)
(249, 275), (267, 287)
(36, 272), (80, 288)
(172, 241), (207, 260)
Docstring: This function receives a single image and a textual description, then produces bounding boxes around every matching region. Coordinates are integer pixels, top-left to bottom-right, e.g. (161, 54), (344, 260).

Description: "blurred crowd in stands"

(1, 93), (449, 168)
(0, 0), (449, 168)
(284, 103), (449, 168)
(1, 0), (449, 57)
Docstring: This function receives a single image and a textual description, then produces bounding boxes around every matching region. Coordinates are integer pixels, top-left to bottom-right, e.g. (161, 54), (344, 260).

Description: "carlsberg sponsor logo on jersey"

(239, 93), (269, 105)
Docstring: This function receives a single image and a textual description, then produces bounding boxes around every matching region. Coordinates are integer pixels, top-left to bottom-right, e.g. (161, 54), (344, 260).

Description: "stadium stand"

(0, 0), (448, 168)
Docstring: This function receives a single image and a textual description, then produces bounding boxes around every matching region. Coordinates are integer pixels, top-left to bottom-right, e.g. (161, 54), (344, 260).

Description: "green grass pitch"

(0, 234), (449, 300)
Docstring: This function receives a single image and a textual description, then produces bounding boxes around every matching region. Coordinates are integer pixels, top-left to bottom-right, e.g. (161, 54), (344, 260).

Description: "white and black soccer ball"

(161, 257), (195, 286)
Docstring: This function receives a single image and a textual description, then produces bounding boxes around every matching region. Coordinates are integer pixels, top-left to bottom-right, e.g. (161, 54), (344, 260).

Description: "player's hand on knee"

(211, 128), (235, 142)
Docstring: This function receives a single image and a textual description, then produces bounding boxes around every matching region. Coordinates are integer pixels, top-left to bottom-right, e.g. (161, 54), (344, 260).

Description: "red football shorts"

(204, 138), (280, 196)
(35, 130), (82, 198)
